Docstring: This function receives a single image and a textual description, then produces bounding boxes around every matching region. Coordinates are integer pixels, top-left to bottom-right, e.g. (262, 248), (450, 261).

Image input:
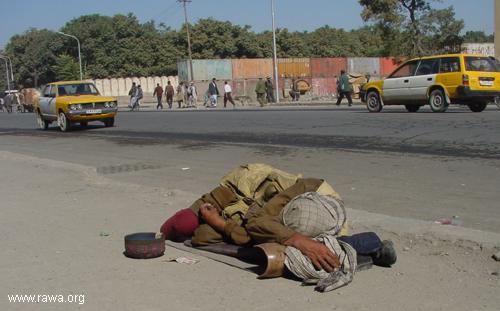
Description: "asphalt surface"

(1, 105), (500, 233)
(1, 105), (500, 158)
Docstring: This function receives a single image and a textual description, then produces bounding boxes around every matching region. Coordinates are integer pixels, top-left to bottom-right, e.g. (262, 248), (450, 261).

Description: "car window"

(464, 56), (499, 72)
(389, 60), (419, 79)
(49, 86), (57, 97)
(57, 83), (99, 96)
(416, 59), (440, 76)
(42, 85), (52, 97)
(439, 57), (461, 73)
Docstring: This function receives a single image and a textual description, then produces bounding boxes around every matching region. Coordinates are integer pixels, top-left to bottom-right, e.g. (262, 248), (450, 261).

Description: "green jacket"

(338, 74), (352, 93)
(255, 80), (267, 94)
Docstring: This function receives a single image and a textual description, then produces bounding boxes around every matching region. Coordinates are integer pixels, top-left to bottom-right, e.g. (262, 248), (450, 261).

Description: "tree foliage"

(0, 8), (491, 90)
(359, 0), (465, 57)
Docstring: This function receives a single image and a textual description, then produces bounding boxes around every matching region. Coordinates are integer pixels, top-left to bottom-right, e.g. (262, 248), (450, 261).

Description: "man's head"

(138, 85), (142, 88)
(157, 83), (160, 86)
(190, 81), (194, 85)
(167, 81), (171, 85)
(132, 82), (136, 86)
(224, 81), (228, 85)
(340, 70), (346, 75)
(212, 78), (216, 82)
(267, 76), (271, 80)
(280, 192), (345, 238)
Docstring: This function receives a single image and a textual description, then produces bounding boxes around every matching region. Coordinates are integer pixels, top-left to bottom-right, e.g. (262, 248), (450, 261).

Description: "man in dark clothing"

(165, 81), (175, 109)
(208, 78), (219, 108)
(290, 79), (300, 101)
(255, 78), (267, 107)
(265, 77), (275, 103)
(153, 83), (164, 110)
(336, 70), (353, 107)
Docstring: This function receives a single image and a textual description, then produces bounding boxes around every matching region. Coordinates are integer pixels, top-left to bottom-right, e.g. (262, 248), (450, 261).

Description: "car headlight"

(104, 102), (109, 108)
(69, 104), (82, 111)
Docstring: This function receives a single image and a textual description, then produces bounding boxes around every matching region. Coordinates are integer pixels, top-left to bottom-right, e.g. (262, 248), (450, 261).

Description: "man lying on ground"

(160, 164), (396, 290)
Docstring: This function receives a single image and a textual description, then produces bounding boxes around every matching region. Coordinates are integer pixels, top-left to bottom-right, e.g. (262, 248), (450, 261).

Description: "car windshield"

(464, 57), (499, 72)
(58, 83), (99, 96)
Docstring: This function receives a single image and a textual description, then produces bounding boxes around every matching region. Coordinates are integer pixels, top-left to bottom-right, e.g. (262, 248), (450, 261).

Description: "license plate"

(480, 80), (493, 86)
(86, 109), (102, 114)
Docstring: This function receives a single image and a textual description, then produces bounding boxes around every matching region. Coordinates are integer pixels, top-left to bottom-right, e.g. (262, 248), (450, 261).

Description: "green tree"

(462, 31), (494, 43)
(52, 54), (80, 81)
(5, 29), (62, 87)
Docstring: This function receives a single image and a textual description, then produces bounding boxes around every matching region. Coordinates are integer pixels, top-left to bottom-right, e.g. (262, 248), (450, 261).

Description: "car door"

(436, 57), (463, 99)
(382, 60), (419, 103)
(38, 85), (52, 115)
(408, 58), (440, 101)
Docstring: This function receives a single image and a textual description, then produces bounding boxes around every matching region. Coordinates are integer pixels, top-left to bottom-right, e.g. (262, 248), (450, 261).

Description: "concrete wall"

(91, 76), (178, 97)
(496, 0), (500, 60)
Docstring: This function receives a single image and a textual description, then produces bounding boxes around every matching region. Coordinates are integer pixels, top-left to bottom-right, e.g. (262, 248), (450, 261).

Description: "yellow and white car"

(360, 54), (500, 113)
(35, 81), (118, 131)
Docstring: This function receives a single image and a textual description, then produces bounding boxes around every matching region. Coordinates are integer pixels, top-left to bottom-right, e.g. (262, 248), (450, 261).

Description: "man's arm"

(245, 178), (340, 272)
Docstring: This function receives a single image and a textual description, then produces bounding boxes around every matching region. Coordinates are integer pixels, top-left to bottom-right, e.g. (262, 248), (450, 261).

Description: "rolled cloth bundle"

(280, 192), (346, 237)
(280, 192), (356, 292)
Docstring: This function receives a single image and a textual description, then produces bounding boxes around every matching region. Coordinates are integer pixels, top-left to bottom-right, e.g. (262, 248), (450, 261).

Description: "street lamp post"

(0, 56), (11, 91)
(271, 0), (279, 103)
(57, 31), (83, 80)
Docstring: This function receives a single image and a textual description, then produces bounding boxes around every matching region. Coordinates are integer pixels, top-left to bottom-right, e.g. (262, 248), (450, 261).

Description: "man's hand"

(284, 233), (340, 273)
(199, 203), (226, 232)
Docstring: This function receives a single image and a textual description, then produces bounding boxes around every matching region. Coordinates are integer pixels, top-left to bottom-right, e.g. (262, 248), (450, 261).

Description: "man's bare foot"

(199, 203), (226, 232)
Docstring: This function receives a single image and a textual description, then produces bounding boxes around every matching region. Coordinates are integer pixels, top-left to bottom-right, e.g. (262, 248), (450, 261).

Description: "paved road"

(2, 105), (500, 158)
(1, 105), (499, 233)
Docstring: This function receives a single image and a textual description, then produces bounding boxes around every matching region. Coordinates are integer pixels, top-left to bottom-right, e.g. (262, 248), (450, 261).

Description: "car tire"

(429, 89), (448, 113)
(366, 91), (382, 113)
(405, 105), (420, 113)
(57, 112), (71, 132)
(467, 102), (487, 113)
(36, 111), (49, 130)
(104, 117), (115, 127)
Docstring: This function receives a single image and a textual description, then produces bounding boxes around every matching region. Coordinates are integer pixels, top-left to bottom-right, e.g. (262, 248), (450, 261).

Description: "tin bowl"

(124, 232), (165, 259)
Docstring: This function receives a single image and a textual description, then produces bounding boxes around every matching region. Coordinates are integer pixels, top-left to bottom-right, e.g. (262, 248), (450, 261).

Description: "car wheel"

(366, 91), (382, 112)
(104, 117), (115, 127)
(57, 112), (71, 132)
(429, 89), (448, 113)
(467, 102), (487, 113)
(405, 105), (420, 113)
(36, 111), (49, 130)
(80, 121), (88, 128)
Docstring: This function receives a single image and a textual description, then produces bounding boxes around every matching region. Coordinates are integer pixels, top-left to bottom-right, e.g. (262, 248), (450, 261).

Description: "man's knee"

(191, 224), (224, 246)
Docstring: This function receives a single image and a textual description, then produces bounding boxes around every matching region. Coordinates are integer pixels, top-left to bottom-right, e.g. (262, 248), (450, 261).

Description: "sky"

(0, 0), (495, 48)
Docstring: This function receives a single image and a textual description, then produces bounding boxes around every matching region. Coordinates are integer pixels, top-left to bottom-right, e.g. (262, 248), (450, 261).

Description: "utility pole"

(179, 0), (194, 82)
(271, 0), (279, 103)
(57, 32), (83, 80)
(496, 0), (500, 60)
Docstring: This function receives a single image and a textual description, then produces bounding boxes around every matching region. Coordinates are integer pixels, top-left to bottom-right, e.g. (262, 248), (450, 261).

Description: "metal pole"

(179, 0), (194, 82)
(57, 32), (83, 80)
(271, 0), (279, 103)
(0, 56), (11, 91)
(4, 55), (14, 82)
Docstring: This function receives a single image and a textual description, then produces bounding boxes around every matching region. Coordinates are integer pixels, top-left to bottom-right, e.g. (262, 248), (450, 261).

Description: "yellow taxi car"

(360, 54), (500, 113)
(35, 81), (118, 131)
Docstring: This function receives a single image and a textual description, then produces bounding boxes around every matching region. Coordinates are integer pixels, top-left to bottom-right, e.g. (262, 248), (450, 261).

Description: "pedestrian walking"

(289, 78), (300, 101)
(265, 77), (275, 103)
(131, 85), (143, 111)
(187, 82), (198, 108)
(165, 81), (175, 109)
(336, 70), (353, 107)
(255, 77), (267, 107)
(176, 82), (185, 109)
(208, 78), (219, 108)
(128, 82), (138, 109)
(223, 81), (236, 108)
(153, 83), (164, 110)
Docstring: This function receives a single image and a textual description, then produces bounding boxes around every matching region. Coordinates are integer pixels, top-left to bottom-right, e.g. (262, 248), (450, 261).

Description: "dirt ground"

(1, 150), (499, 311)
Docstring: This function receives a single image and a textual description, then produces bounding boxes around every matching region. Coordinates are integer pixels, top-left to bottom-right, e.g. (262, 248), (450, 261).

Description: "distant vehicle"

(35, 81), (118, 132)
(360, 54), (500, 113)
